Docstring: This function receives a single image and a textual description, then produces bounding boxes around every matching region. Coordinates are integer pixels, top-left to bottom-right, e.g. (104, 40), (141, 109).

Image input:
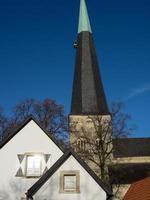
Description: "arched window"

(95, 138), (101, 150)
(77, 139), (87, 152)
(77, 139), (81, 150)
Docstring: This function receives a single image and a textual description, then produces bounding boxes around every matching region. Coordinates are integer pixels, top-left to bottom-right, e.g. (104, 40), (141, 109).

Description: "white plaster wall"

(0, 120), (63, 200)
(34, 155), (107, 200)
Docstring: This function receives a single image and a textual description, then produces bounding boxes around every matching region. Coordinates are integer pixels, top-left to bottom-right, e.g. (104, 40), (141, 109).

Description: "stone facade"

(69, 115), (112, 180)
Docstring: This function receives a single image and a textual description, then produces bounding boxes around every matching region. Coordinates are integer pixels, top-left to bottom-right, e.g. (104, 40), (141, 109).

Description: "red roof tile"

(123, 177), (150, 200)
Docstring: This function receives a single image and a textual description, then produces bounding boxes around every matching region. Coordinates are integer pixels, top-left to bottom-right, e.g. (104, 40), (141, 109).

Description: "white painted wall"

(0, 120), (63, 200)
(34, 155), (107, 200)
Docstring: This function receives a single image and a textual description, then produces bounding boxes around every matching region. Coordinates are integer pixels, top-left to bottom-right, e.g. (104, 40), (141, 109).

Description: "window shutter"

(16, 167), (24, 177)
(17, 154), (24, 164)
(44, 154), (50, 164)
(43, 166), (48, 174)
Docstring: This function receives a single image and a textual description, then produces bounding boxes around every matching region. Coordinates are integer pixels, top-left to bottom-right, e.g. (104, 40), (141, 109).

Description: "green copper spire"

(78, 0), (92, 34)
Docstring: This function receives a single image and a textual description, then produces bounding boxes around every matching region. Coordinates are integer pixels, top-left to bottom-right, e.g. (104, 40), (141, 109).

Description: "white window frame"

(25, 153), (42, 178)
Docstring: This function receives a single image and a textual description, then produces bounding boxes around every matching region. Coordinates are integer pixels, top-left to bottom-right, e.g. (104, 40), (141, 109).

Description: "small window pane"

(26, 155), (41, 176)
(64, 175), (76, 190)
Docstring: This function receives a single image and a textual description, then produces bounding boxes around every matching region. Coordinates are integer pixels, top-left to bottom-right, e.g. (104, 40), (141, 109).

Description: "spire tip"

(78, 0), (92, 34)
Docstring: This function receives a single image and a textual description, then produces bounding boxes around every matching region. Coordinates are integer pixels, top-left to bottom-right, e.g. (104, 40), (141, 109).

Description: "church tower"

(69, 0), (112, 180)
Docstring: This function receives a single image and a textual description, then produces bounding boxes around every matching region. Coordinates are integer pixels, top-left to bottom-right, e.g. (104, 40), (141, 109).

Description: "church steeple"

(71, 0), (109, 115)
(78, 0), (92, 33)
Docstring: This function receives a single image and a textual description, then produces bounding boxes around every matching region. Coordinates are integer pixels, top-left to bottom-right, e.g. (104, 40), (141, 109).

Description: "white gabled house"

(26, 150), (112, 200)
(0, 116), (112, 200)
(0, 117), (64, 200)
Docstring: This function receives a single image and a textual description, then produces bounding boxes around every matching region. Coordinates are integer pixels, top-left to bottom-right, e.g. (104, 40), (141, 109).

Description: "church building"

(0, 0), (150, 200)
(69, 0), (150, 198)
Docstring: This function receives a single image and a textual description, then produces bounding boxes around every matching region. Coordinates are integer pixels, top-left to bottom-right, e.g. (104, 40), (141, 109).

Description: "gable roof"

(123, 177), (150, 200)
(26, 149), (113, 199)
(0, 116), (65, 152)
(113, 138), (150, 158)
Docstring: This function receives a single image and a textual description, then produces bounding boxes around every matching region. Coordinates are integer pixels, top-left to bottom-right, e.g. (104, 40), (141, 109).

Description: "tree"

(0, 107), (8, 141)
(112, 102), (134, 138)
(1, 98), (69, 146)
(70, 102), (135, 198)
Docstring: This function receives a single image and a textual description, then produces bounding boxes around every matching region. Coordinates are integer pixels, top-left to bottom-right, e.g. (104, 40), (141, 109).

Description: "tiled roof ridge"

(133, 176), (150, 184)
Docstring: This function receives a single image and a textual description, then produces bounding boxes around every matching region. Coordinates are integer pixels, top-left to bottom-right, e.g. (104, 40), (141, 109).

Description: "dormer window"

(26, 154), (42, 177)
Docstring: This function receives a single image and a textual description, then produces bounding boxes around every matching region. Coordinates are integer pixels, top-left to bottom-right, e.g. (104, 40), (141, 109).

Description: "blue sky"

(0, 0), (150, 137)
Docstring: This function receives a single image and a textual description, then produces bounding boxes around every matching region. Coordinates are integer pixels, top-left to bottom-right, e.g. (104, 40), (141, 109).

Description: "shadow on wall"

(34, 176), (57, 200)
(0, 179), (27, 200)
(0, 191), (10, 200)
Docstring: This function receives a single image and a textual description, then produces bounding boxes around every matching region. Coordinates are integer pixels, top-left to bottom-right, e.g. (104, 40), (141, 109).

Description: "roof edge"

(0, 115), (65, 153)
(26, 149), (113, 198)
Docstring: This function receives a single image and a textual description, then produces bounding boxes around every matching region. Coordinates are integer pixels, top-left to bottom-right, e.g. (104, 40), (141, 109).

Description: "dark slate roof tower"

(71, 0), (109, 115)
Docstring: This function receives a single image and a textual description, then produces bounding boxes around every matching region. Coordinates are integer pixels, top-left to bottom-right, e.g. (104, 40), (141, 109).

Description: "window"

(25, 154), (42, 177)
(60, 171), (80, 193)
(16, 153), (50, 178)
(77, 139), (87, 152)
(64, 175), (76, 190)
(95, 138), (100, 150)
